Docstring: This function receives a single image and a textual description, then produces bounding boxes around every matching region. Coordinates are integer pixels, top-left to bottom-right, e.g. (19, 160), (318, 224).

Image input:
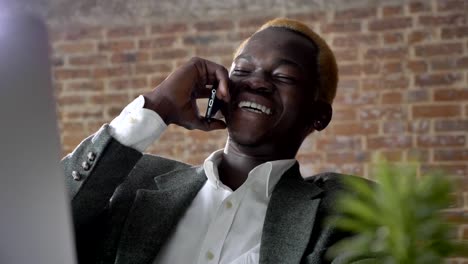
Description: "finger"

(192, 85), (213, 98)
(189, 117), (227, 131)
(214, 67), (230, 102)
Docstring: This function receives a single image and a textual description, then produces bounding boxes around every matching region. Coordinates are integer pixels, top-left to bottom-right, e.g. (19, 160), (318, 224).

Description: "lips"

(238, 100), (272, 115)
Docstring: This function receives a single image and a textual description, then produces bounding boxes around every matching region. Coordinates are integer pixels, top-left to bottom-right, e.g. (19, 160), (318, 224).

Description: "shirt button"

(225, 200), (233, 209)
(206, 251), (214, 261)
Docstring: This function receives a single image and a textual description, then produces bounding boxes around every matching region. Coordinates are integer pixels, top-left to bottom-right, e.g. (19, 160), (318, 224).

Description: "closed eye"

(274, 74), (297, 84)
(232, 69), (251, 76)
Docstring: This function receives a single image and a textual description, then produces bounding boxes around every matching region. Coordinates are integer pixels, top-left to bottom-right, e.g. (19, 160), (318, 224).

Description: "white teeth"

(238, 101), (272, 115)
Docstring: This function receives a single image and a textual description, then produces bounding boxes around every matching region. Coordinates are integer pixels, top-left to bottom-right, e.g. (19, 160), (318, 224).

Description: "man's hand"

(143, 57), (230, 131)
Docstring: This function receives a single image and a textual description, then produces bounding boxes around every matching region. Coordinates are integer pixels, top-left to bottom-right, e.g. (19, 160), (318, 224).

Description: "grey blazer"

(62, 125), (368, 264)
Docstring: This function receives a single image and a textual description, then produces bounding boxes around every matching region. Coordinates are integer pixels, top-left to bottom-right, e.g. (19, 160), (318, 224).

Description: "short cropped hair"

(234, 18), (338, 104)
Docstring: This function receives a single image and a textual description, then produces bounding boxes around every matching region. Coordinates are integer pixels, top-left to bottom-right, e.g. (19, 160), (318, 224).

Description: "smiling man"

(63, 18), (358, 264)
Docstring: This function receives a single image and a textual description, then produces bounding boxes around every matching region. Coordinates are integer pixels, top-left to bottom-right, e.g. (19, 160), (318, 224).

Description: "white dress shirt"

(109, 96), (297, 264)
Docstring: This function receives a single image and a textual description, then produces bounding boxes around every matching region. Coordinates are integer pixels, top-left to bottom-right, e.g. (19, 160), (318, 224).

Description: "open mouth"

(238, 100), (272, 115)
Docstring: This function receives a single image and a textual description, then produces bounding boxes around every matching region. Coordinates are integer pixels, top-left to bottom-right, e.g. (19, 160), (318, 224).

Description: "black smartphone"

(204, 84), (224, 123)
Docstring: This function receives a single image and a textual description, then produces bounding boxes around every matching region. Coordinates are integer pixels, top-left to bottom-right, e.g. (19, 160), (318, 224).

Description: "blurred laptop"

(0, 10), (77, 264)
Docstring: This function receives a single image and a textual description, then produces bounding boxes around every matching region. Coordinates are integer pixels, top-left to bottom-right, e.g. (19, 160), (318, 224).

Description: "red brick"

(407, 149), (430, 162)
(226, 31), (255, 42)
(362, 76), (409, 90)
(435, 149), (468, 161)
(54, 69), (91, 80)
(421, 164), (468, 177)
(383, 62), (402, 74)
(63, 109), (104, 120)
(332, 35), (379, 47)
(69, 54), (108, 66)
(106, 26), (146, 38)
(417, 135), (466, 147)
(287, 12), (325, 23)
(382, 5), (404, 17)
(151, 23), (188, 35)
(139, 36), (177, 49)
(316, 136), (362, 151)
(368, 17), (412, 31)
(111, 52), (150, 64)
(334, 92), (379, 105)
(383, 32), (404, 44)
(367, 135), (413, 149)
(90, 94), (129, 105)
(64, 80), (104, 92)
(415, 73), (462, 87)
(334, 7), (377, 20)
(383, 121), (407, 133)
(52, 56), (64, 67)
(415, 43), (463, 57)
(326, 151), (369, 163)
(183, 35), (220, 45)
(333, 49), (359, 61)
(109, 78), (148, 91)
(194, 20), (234, 31)
(431, 58), (458, 70)
(337, 79), (359, 90)
(98, 40), (135, 52)
(408, 31), (433, 44)
(419, 14), (466, 26)
(330, 122), (379, 135)
(135, 63), (172, 74)
(152, 49), (189, 60)
(358, 106), (407, 120)
(361, 63), (380, 75)
(92, 66), (130, 79)
(58, 95), (86, 105)
(435, 120), (468, 131)
(55, 42), (95, 54)
(195, 46), (234, 57)
(434, 89), (468, 101)
(333, 108), (357, 121)
(364, 47), (407, 60)
(321, 22), (361, 33)
(436, 0), (468, 11)
(406, 60), (428, 73)
(381, 91), (403, 104)
(60, 27), (103, 41)
(412, 105), (461, 118)
(409, 1), (432, 13)
(408, 119), (431, 133)
(238, 16), (277, 28)
(338, 64), (360, 76)
(374, 150), (404, 161)
(442, 26), (468, 39)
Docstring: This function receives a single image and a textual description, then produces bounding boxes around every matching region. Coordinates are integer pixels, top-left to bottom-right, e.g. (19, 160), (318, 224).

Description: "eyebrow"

(234, 54), (303, 71)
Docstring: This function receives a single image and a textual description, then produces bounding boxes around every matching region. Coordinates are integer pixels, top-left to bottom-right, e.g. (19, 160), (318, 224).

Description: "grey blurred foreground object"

(0, 9), (77, 264)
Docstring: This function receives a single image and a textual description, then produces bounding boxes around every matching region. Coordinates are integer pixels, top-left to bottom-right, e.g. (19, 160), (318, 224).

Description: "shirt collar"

(203, 149), (297, 197)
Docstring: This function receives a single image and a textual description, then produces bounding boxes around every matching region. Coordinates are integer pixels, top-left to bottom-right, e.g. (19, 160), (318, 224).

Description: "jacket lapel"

(260, 164), (323, 264)
(114, 166), (207, 264)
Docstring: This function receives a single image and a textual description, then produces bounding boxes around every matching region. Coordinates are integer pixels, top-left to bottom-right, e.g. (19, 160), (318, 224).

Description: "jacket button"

(87, 152), (96, 162)
(72, 171), (81, 181)
(82, 161), (91, 171)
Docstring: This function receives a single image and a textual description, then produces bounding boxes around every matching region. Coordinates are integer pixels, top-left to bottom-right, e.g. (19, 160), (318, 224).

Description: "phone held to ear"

(204, 84), (224, 123)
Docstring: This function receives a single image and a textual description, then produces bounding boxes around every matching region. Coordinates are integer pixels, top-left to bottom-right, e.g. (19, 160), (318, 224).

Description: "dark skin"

(144, 28), (332, 190)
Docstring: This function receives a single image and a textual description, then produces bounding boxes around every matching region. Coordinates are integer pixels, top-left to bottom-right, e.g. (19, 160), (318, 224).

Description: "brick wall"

(50, 0), (468, 261)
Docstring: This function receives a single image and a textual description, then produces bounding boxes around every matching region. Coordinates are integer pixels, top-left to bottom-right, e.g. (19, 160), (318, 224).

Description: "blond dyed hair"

(234, 18), (338, 104)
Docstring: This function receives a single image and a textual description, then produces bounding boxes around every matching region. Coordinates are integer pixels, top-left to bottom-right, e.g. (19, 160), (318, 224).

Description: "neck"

(217, 137), (297, 190)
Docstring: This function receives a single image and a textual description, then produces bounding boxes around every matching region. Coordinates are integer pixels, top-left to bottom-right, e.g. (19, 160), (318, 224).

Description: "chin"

(227, 127), (270, 147)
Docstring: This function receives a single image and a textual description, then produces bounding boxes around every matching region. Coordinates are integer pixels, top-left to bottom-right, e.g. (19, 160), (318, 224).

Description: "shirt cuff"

(109, 95), (167, 152)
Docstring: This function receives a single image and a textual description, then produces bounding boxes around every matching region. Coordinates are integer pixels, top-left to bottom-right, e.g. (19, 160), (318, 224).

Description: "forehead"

(237, 27), (318, 69)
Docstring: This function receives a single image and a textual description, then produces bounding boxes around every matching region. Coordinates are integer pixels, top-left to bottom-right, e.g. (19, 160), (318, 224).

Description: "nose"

(244, 72), (274, 93)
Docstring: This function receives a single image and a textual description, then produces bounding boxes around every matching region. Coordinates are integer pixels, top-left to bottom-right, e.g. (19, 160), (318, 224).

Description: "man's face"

(223, 27), (319, 151)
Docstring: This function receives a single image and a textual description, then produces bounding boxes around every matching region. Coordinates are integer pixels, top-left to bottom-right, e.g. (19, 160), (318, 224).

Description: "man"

(63, 18), (358, 264)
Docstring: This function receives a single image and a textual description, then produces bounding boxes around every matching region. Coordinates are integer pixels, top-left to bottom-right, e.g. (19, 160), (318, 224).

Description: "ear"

(310, 100), (332, 132)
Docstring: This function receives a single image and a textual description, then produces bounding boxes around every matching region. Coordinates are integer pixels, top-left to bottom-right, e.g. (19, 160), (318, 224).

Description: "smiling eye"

(274, 74), (297, 84)
(232, 68), (251, 76)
